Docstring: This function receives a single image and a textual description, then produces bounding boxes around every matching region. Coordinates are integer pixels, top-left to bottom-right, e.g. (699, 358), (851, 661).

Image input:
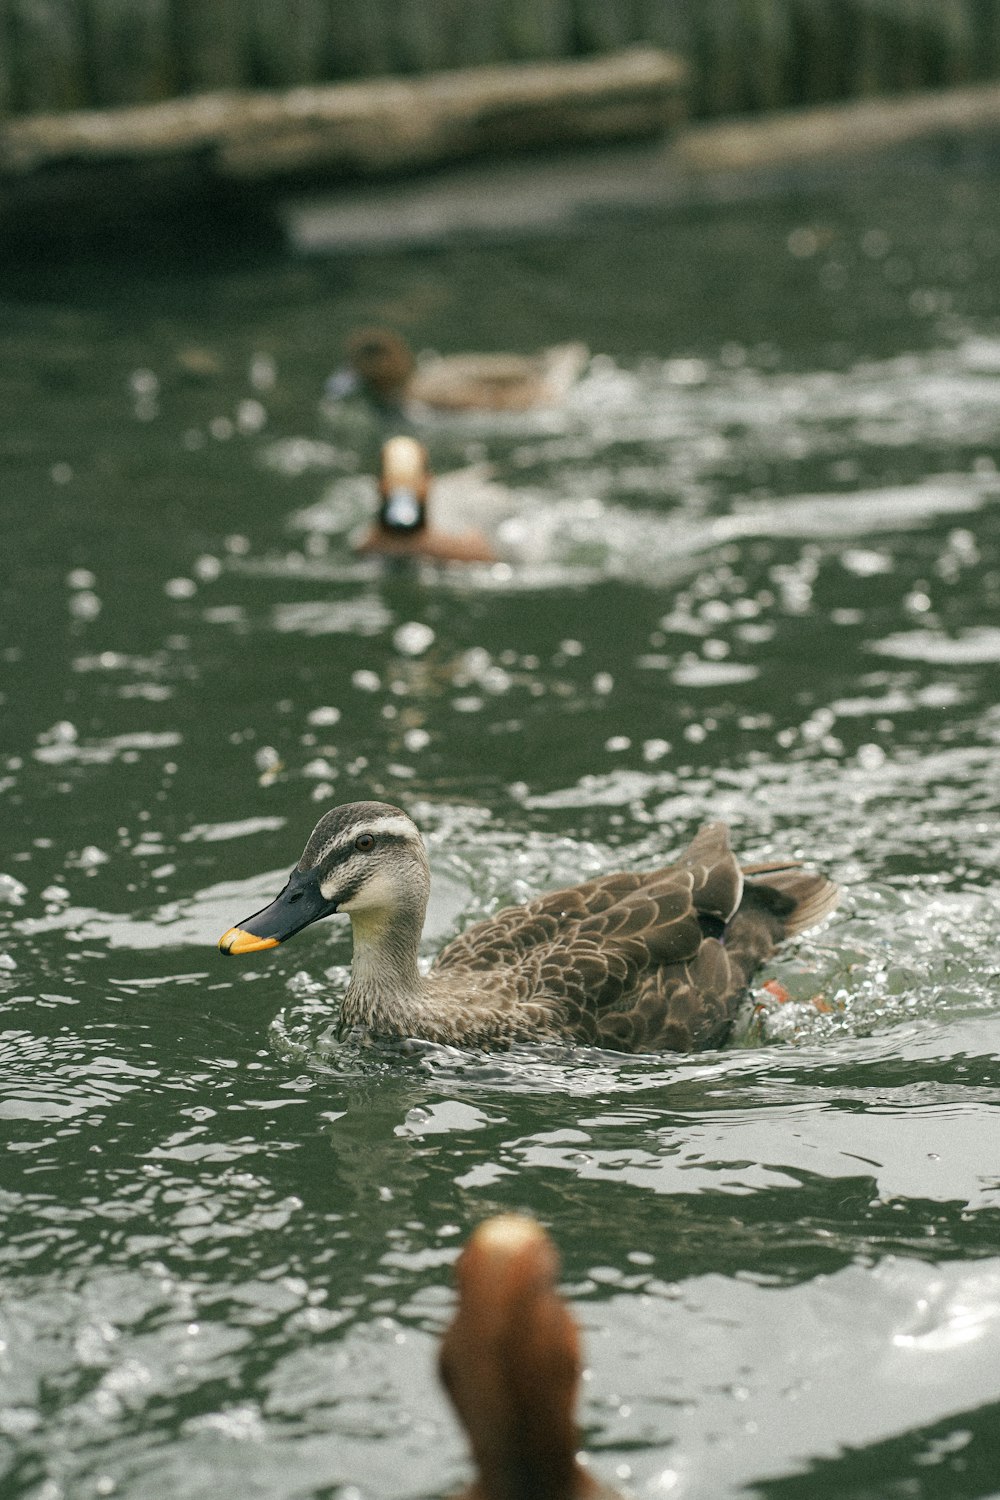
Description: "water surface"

(2, 158), (1000, 1500)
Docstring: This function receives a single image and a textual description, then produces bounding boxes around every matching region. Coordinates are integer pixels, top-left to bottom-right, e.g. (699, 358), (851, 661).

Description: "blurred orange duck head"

(440, 1214), (616, 1500)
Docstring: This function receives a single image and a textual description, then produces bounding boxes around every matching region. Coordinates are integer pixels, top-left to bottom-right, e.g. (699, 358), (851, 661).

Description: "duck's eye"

(355, 833), (375, 852)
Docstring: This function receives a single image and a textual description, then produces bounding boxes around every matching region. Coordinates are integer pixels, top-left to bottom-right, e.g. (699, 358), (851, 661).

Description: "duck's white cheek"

(336, 867), (397, 912)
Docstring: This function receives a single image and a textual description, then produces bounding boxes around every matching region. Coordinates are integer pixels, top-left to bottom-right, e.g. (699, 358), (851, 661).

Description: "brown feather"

(427, 823), (839, 1052)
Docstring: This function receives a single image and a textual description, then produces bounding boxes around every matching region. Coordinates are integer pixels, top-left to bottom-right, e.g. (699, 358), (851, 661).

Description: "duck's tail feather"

(745, 867), (841, 937)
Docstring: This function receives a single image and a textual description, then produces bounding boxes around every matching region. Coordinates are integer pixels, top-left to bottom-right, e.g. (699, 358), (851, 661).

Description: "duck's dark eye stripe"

(296, 831), (410, 877)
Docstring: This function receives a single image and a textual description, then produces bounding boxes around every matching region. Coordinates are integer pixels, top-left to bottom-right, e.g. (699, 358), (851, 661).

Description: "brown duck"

(327, 327), (588, 413)
(218, 802), (839, 1052)
(355, 435), (497, 563)
(441, 1214), (621, 1500)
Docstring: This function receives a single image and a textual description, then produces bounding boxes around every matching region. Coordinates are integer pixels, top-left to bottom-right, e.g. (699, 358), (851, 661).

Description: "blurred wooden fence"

(0, 0), (997, 119)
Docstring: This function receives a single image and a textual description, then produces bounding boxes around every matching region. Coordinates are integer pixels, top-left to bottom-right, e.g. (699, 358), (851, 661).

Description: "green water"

(2, 157), (1000, 1500)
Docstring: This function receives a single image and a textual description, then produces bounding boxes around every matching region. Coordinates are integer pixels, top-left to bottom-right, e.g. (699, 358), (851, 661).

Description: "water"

(2, 156), (1000, 1499)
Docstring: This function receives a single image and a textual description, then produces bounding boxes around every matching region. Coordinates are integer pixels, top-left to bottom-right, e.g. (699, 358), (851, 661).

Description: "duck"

(218, 801), (839, 1052)
(355, 435), (498, 563)
(326, 327), (589, 414)
(440, 1213), (620, 1500)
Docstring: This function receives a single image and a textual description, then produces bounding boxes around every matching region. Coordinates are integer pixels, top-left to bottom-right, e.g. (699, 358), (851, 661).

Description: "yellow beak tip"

(218, 926), (281, 955)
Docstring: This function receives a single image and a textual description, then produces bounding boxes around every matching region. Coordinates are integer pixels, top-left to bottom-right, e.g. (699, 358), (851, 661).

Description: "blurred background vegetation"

(1, 0), (998, 120)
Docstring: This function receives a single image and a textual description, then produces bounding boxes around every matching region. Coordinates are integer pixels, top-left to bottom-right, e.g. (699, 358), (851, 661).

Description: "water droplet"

(237, 399), (267, 434)
(69, 591), (102, 619)
(307, 706), (341, 727)
(129, 368), (158, 397)
(0, 874), (28, 905)
(165, 578), (197, 600)
(250, 353), (277, 390)
(393, 621), (435, 657)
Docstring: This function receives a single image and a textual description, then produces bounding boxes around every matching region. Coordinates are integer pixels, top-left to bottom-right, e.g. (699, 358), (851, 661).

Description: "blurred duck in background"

(327, 326), (589, 414)
(355, 435), (498, 562)
(440, 1214), (621, 1500)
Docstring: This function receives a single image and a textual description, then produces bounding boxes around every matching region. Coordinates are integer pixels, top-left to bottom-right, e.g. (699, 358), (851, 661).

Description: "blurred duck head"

(439, 1214), (594, 1500)
(326, 327), (416, 405)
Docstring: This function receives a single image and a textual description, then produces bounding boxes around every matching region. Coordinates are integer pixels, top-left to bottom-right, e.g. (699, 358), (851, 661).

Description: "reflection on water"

(2, 159), (1000, 1499)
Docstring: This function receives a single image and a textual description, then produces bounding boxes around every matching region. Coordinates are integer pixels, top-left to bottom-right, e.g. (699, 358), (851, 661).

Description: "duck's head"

(218, 801), (430, 955)
(326, 327), (416, 404)
(377, 435), (430, 534)
(440, 1214), (585, 1500)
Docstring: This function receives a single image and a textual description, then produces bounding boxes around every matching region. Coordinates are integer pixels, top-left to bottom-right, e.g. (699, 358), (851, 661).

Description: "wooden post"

(392, 0), (455, 73)
(694, 0), (751, 116)
(850, 0), (897, 97)
(0, 1), (12, 117)
(174, 0), (252, 92)
(786, 0), (849, 104)
(638, 0), (697, 60)
(247, 0), (328, 86)
(925, 0), (976, 88)
(973, 0), (1000, 80)
(449, 0), (506, 69)
(573, 0), (642, 54)
(741, 0), (795, 115)
(501, 0), (575, 61)
(8, 0), (88, 112)
(326, 0), (395, 77)
(84, 0), (176, 105)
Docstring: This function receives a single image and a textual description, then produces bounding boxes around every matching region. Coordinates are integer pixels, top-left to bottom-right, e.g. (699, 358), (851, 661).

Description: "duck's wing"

(433, 824), (837, 1054)
(432, 825), (743, 1044)
(411, 345), (588, 411)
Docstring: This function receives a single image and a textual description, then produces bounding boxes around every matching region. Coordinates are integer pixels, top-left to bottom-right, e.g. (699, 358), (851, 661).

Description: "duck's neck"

(342, 898), (426, 1033)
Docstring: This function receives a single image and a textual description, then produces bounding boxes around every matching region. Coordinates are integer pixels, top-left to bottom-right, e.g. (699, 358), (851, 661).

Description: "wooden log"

(674, 75), (1000, 173)
(84, 0), (176, 105)
(0, 46), (687, 182)
(8, 0), (88, 113)
(174, 0), (252, 92)
(228, 47), (687, 176)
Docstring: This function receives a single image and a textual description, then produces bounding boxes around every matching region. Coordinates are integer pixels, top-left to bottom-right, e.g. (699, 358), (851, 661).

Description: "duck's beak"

(218, 869), (338, 955)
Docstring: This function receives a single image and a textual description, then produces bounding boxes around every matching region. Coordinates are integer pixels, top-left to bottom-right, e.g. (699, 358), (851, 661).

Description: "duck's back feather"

(431, 823), (838, 1052)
